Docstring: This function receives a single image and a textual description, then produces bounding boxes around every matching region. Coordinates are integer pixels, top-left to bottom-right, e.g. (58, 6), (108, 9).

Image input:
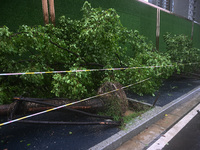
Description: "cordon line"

(0, 75), (156, 127)
(0, 65), (173, 76)
(0, 62), (198, 76)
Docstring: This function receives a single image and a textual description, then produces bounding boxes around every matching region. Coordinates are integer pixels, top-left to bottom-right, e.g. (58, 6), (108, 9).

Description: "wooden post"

(156, 9), (160, 51)
(49, 0), (56, 26)
(42, 0), (49, 25)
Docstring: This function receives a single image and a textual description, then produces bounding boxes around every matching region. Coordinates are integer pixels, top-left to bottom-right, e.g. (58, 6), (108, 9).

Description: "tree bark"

(42, 0), (49, 25)
(49, 0), (55, 26)
(0, 98), (105, 116)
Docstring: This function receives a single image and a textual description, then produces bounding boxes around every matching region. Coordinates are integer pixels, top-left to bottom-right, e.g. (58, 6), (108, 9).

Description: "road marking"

(147, 103), (200, 150)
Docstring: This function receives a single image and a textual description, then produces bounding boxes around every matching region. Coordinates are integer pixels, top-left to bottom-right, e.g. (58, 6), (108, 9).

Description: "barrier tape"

(0, 75), (156, 127)
(0, 62), (199, 126)
(0, 65), (174, 76)
(0, 63), (198, 76)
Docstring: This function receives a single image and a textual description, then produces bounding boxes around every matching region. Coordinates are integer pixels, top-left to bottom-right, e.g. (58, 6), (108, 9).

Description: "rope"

(0, 75), (157, 127)
(0, 63), (198, 76)
(0, 65), (174, 76)
(0, 61), (199, 126)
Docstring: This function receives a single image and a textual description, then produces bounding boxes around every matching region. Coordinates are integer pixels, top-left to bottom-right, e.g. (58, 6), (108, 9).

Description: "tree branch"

(50, 40), (80, 58)
(50, 40), (104, 68)
(9, 32), (29, 39)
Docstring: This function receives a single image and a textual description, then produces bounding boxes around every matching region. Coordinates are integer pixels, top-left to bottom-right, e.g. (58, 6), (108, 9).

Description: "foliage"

(163, 33), (200, 73)
(98, 98), (123, 121)
(0, 1), (175, 105)
(103, 31), (174, 96)
(0, 25), (55, 104)
(51, 67), (95, 99)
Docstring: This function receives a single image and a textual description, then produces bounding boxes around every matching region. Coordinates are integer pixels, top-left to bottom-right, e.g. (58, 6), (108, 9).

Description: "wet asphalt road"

(127, 77), (200, 107)
(163, 111), (200, 150)
(0, 77), (200, 150)
(0, 112), (120, 150)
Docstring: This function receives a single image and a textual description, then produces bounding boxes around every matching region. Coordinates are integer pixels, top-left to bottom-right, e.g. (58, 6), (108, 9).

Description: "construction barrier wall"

(159, 11), (193, 51)
(0, 0), (43, 30)
(0, 0), (199, 50)
(193, 23), (200, 49)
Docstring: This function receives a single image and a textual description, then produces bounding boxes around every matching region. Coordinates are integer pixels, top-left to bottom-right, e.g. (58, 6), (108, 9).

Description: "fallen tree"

(0, 2), (175, 106)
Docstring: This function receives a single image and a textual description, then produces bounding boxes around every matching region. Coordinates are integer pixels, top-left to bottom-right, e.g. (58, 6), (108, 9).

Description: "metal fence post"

(156, 8), (160, 51)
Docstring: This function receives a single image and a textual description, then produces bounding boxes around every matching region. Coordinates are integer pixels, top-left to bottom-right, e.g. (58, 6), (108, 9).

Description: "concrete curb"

(89, 86), (200, 150)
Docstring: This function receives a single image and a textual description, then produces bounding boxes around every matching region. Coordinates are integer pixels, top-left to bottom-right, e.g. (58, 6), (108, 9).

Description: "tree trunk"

(42, 0), (49, 25)
(49, 0), (55, 26)
(0, 98), (104, 116)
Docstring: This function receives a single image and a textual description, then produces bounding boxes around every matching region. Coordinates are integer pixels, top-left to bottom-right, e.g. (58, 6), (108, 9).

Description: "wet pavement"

(0, 77), (200, 150)
(163, 111), (200, 150)
(0, 111), (120, 150)
(127, 77), (200, 106)
(116, 92), (200, 150)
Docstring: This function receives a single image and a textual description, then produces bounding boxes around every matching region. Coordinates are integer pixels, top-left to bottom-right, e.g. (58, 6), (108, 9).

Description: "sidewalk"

(116, 91), (200, 150)
(90, 86), (200, 150)
(1, 80), (200, 150)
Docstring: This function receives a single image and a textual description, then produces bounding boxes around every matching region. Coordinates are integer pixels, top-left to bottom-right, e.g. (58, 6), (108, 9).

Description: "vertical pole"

(42, 0), (49, 25)
(191, 21), (194, 40)
(156, 9), (160, 51)
(49, 0), (56, 26)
